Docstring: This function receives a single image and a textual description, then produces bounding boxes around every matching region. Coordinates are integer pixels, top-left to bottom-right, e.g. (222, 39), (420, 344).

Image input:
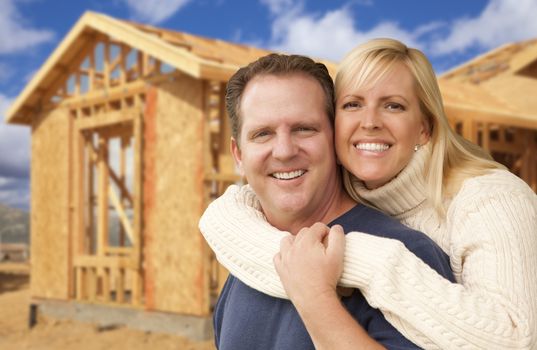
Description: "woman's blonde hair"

(336, 38), (505, 213)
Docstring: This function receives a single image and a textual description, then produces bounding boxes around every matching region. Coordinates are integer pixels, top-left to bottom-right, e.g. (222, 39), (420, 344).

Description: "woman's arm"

(199, 183), (537, 349)
(199, 184), (288, 298)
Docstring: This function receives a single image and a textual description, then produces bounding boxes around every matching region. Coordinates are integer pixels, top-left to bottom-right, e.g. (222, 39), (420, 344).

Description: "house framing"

(4, 10), (536, 339)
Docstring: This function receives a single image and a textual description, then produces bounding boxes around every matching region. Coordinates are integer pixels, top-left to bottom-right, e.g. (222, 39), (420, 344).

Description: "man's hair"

(225, 53), (335, 144)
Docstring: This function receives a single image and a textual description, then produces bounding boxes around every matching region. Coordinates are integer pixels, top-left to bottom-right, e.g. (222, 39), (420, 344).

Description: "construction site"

(2, 10), (537, 348)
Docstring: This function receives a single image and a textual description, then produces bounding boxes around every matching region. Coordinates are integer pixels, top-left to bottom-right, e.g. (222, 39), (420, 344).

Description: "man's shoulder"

(332, 204), (414, 236)
(333, 204), (454, 281)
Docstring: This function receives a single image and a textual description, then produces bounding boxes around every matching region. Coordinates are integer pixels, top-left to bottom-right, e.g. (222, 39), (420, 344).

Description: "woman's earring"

(414, 144), (421, 152)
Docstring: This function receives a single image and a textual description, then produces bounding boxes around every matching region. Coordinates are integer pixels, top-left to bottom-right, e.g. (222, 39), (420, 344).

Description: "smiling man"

(207, 53), (453, 350)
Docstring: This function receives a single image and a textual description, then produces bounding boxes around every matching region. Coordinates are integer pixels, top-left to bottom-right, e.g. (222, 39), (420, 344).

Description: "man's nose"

(272, 133), (297, 160)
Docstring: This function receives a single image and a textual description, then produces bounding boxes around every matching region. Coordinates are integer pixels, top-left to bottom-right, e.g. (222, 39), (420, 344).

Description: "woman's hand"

(273, 223), (345, 308)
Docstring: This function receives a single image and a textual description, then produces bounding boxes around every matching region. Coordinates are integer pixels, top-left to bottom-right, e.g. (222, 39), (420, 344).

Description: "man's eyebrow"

(246, 126), (270, 137)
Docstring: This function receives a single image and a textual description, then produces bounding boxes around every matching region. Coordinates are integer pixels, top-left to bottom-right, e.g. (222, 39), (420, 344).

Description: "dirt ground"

(0, 263), (215, 350)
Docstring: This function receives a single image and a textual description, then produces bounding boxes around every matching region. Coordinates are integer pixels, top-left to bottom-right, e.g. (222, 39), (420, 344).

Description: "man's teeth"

(272, 170), (305, 180)
(355, 143), (390, 152)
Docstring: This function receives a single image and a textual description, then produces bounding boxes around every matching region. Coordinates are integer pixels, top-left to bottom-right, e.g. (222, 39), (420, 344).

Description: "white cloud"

(260, 0), (537, 62)
(265, 3), (425, 62)
(0, 94), (30, 179)
(431, 0), (537, 55)
(0, 0), (54, 54)
(122, 0), (191, 24)
(0, 177), (29, 209)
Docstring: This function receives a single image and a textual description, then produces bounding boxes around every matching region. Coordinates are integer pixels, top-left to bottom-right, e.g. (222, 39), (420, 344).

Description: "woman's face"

(335, 62), (430, 189)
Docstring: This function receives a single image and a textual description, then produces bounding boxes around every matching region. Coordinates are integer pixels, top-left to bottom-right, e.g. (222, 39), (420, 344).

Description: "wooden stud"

(87, 267), (97, 301)
(116, 268), (125, 303)
(74, 255), (137, 269)
(104, 38), (111, 89)
(102, 267), (110, 302)
(97, 135), (109, 257)
(75, 267), (84, 300)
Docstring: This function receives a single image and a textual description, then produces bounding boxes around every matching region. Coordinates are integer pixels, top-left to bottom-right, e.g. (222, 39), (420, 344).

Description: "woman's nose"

(361, 108), (382, 130)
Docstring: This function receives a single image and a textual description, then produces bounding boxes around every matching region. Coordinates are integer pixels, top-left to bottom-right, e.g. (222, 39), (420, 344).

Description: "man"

(208, 54), (454, 349)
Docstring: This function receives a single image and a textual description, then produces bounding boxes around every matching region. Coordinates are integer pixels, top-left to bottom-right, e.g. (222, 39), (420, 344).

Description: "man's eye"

(252, 130), (270, 140)
(297, 127), (313, 132)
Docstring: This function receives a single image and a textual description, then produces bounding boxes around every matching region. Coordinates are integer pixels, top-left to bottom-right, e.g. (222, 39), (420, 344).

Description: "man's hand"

(273, 223), (345, 309)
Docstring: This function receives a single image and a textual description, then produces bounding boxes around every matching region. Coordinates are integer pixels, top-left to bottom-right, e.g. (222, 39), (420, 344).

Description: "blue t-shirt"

(214, 204), (455, 350)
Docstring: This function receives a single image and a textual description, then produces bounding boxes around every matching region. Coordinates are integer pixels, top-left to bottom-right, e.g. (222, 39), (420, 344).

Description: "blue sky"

(1, 0), (537, 210)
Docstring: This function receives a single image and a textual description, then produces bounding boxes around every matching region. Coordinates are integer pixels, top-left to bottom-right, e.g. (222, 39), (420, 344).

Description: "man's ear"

(230, 137), (244, 176)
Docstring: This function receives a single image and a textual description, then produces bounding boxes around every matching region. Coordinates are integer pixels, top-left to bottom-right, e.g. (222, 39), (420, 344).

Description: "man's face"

(231, 74), (340, 228)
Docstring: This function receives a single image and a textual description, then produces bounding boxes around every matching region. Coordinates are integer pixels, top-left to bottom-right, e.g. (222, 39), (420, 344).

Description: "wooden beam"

(74, 255), (137, 269)
(76, 109), (135, 130)
(104, 246), (133, 255)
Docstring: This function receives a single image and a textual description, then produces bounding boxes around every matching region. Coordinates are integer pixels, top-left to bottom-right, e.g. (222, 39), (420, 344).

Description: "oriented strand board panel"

(144, 75), (209, 316)
(30, 107), (70, 299)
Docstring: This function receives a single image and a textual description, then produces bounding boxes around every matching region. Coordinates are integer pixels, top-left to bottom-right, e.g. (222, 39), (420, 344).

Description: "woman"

(199, 38), (537, 349)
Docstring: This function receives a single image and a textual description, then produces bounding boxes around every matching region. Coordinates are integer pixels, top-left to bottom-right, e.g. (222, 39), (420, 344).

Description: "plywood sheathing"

(142, 75), (209, 316)
(30, 107), (70, 299)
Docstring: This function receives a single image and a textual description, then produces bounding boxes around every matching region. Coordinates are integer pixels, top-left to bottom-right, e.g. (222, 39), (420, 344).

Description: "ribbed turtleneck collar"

(348, 143), (430, 217)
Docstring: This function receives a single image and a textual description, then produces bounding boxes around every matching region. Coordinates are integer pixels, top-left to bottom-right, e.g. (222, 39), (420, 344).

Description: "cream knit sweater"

(199, 147), (537, 349)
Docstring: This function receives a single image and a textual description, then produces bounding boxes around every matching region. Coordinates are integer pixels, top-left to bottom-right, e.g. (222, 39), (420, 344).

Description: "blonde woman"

(199, 38), (537, 349)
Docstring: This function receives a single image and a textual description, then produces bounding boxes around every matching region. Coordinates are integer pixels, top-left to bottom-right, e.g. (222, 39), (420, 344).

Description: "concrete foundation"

(33, 299), (214, 341)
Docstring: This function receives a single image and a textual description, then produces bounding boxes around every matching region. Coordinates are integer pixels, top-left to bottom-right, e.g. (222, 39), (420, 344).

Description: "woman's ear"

(419, 117), (432, 144)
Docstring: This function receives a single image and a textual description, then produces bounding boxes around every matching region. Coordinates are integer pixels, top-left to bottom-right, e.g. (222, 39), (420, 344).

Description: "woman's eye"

(386, 102), (404, 111)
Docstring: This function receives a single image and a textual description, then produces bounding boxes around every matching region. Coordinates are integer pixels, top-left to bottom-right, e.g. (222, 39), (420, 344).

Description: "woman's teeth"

(355, 143), (390, 152)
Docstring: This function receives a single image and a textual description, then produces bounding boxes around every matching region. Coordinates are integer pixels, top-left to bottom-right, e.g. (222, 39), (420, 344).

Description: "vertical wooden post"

(104, 39), (110, 88)
(89, 47), (95, 92)
(116, 268), (125, 303)
(75, 267), (84, 300)
(482, 123), (490, 152)
(97, 136), (109, 257)
(102, 268), (110, 302)
(132, 94), (143, 306)
(119, 136), (128, 247)
(120, 45), (128, 85)
(87, 138), (95, 254)
(67, 111), (75, 299)
(87, 267), (97, 301)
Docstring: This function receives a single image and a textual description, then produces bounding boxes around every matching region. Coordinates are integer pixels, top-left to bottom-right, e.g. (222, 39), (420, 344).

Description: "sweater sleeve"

(199, 184), (289, 298)
(199, 183), (537, 349)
